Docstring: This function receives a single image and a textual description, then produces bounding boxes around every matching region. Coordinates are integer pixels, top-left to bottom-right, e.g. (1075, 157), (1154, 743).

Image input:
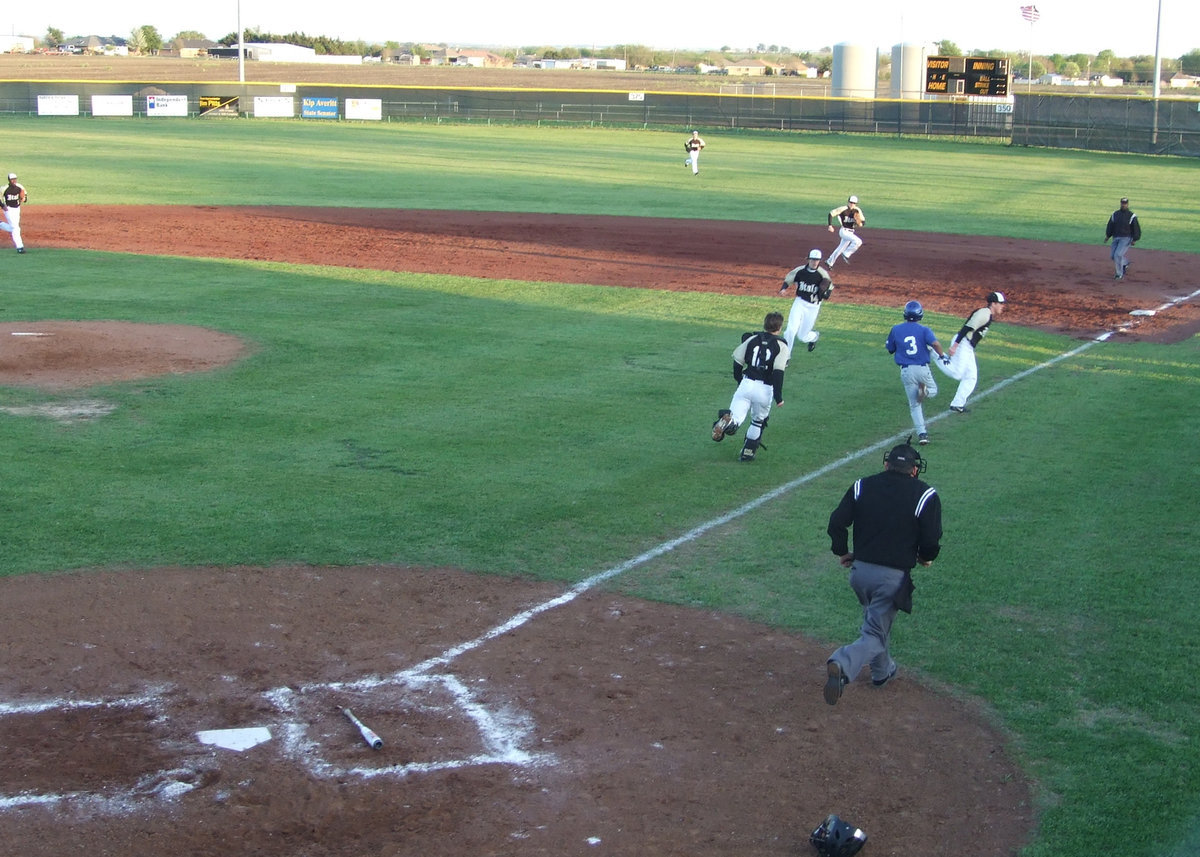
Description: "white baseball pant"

(0, 207), (22, 250)
(782, 297), (821, 351)
(728, 378), (774, 443)
(936, 342), (978, 408)
(900, 364), (937, 435)
(829, 228), (862, 263)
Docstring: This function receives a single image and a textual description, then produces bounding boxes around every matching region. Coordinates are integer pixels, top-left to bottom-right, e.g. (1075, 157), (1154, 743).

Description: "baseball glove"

(810, 814), (867, 857)
(819, 283), (834, 301)
(852, 209), (864, 227)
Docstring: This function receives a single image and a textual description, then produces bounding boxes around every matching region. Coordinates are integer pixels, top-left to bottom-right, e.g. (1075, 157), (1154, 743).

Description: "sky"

(11, 1), (1200, 59)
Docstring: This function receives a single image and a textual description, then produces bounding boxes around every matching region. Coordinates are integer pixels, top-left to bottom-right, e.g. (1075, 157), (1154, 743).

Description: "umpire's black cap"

(885, 442), (926, 474)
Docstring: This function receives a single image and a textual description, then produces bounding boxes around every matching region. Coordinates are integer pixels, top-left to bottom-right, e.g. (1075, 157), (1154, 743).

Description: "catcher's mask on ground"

(809, 813), (868, 857)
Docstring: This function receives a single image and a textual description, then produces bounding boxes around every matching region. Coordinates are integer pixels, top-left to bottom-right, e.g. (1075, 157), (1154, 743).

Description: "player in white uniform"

(711, 312), (790, 462)
(826, 195), (864, 268)
(778, 249), (834, 352)
(1, 173), (27, 253)
(936, 291), (1006, 413)
(684, 131), (706, 175)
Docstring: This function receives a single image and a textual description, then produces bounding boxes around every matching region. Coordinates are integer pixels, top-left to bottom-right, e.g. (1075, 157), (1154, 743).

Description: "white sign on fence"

(345, 98), (382, 121)
(92, 94), (134, 117)
(36, 94), (80, 116)
(147, 94), (189, 117)
(253, 96), (295, 118)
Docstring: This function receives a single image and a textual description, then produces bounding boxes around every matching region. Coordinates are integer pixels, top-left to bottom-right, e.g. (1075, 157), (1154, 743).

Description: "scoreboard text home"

(925, 56), (1010, 96)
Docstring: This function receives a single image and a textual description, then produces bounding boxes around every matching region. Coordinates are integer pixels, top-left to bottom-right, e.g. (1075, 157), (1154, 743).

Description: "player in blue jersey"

(885, 301), (948, 445)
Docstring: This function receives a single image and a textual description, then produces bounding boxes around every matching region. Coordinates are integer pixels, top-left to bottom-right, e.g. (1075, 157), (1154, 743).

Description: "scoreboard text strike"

(925, 56), (1010, 96)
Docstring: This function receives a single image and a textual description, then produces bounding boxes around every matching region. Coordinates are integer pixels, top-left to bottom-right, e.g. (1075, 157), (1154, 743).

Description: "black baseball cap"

(885, 442), (926, 473)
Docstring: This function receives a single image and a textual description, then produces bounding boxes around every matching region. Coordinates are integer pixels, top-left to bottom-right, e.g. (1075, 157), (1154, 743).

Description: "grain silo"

(831, 43), (877, 98)
(890, 43), (931, 99)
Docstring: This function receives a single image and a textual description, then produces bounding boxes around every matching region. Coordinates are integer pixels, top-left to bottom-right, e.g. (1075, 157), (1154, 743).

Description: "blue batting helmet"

(903, 300), (924, 322)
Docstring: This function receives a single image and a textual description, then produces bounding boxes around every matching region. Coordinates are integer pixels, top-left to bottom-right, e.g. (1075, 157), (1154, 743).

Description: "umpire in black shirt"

(823, 440), (942, 705)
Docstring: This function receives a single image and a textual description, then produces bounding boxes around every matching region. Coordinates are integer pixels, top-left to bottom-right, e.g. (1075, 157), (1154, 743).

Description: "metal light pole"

(238, 0), (245, 83)
(1151, 0), (1163, 144)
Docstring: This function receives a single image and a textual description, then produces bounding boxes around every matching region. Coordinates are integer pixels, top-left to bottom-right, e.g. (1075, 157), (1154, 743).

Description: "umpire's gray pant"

(828, 560), (904, 684)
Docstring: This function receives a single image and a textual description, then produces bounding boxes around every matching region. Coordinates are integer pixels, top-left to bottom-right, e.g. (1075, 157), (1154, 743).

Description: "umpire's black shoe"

(872, 666), (898, 688)
(823, 660), (847, 705)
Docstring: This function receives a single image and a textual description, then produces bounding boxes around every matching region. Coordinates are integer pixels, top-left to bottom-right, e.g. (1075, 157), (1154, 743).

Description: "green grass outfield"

(2, 119), (1199, 856)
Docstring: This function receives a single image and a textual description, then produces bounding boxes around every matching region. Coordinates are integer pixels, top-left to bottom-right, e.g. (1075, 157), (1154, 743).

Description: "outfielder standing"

(885, 301), (948, 446)
(825, 195), (864, 268)
(778, 249), (834, 352)
(711, 311), (789, 462)
(1, 172), (27, 253)
(1104, 196), (1141, 280)
(936, 291), (1005, 414)
(684, 130), (706, 175)
(823, 440), (942, 705)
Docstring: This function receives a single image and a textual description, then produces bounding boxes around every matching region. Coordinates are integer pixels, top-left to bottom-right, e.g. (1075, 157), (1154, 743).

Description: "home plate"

(196, 726), (273, 751)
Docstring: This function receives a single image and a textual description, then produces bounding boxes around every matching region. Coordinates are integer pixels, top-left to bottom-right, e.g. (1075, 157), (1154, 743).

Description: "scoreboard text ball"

(925, 56), (1010, 97)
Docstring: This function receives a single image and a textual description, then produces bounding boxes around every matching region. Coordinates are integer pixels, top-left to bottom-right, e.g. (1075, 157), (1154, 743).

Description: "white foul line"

(398, 301), (1196, 680)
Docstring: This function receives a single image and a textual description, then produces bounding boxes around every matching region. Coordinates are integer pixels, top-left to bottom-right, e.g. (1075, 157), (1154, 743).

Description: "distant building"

(2, 35), (34, 53)
(170, 38), (218, 59)
(725, 58), (769, 76)
(209, 42), (364, 64)
(437, 48), (509, 68)
(1169, 73), (1200, 88)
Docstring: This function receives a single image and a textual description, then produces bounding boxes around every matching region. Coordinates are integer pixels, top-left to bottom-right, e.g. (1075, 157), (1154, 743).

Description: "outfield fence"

(1, 80), (1197, 156)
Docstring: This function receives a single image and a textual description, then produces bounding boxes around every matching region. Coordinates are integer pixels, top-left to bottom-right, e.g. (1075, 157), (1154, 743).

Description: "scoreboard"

(925, 56), (1010, 97)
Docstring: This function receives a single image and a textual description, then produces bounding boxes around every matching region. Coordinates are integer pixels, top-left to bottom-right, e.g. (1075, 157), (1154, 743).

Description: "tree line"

(38, 25), (1200, 79)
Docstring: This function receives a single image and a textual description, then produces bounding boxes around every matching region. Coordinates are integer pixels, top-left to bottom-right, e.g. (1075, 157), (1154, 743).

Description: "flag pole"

(1027, 19), (1033, 92)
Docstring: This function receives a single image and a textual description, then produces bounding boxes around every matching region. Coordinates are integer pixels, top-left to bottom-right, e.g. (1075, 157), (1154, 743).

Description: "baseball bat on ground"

(341, 706), (384, 750)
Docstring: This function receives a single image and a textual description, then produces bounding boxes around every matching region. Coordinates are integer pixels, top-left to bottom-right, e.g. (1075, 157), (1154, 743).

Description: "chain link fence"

(1, 81), (1196, 156)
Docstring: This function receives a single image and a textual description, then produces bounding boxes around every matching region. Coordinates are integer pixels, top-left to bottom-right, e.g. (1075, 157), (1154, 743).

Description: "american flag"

(1020, 4), (1041, 22)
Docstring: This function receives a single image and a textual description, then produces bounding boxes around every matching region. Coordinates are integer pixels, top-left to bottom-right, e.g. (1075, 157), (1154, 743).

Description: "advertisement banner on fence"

(92, 94), (134, 117)
(37, 94), (80, 116)
(301, 96), (339, 119)
(253, 96), (294, 118)
(199, 95), (240, 117)
(345, 98), (382, 121)
(147, 94), (189, 117)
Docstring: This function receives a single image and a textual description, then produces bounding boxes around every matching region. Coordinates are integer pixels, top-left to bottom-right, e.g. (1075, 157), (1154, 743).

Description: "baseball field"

(0, 115), (1197, 857)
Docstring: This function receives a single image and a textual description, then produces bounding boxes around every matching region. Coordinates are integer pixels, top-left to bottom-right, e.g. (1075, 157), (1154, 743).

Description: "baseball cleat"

(918, 433), (929, 445)
(807, 341), (816, 352)
(823, 660), (847, 705)
(739, 447), (756, 462)
(949, 405), (970, 414)
(16, 248), (25, 253)
(712, 411), (734, 442)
